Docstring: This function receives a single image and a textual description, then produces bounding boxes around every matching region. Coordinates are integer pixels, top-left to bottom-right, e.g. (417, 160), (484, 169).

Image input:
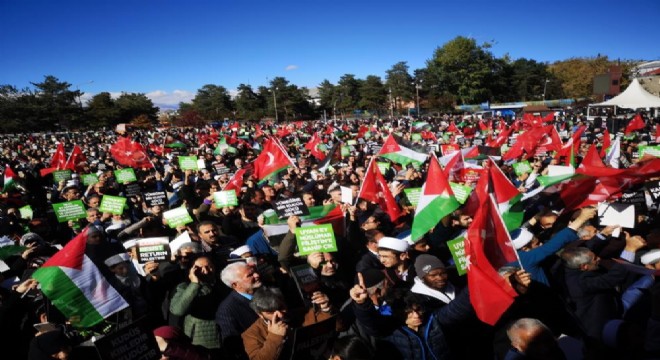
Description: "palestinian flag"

(2, 165), (16, 193)
(261, 204), (345, 237)
(0, 235), (25, 261)
(410, 154), (460, 242)
(412, 122), (431, 131)
(377, 135), (428, 166)
(32, 228), (129, 328)
(489, 160), (524, 230)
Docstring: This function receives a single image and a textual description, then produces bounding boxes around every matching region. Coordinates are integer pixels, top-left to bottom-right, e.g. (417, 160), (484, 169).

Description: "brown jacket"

(241, 308), (333, 360)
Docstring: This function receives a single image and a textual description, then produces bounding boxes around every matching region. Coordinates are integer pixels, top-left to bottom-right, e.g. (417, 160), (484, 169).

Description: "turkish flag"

(110, 137), (154, 169)
(624, 114), (645, 134)
(304, 132), (326, 161)
(51, 143), (67, 170)
(252, 138), (293, 181)
(357, 159), (402, 222)
(64, 145), (87, 172)
(223, 168), (247, 196)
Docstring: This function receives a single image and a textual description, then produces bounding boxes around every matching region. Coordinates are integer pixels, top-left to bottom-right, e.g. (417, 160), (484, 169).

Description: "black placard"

(289, 316), (337, 360)
(137, 243), (170, 263)
(94, 320), (160, 360)
(619, 190), (646, 204)
(646, 180), (660, 203)
(143, 191), (168, 207)
(213, 163), (231, 175)
(274, 197), (310, 218)
(124, 183), (142, 197)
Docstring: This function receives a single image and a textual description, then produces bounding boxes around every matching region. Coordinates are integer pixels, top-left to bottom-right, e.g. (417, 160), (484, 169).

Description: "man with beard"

(216, 262), (263, 360)
(170, 255), (226, 355)
(307, 252), (350, 307)
(197, 221), (237, 267)
(409, 255), (456, 309)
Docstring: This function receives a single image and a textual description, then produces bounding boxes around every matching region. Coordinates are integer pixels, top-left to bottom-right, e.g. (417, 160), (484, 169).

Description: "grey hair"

(220, 262), (249, 287)
(177, 242), (202, 255)
(562, 247), (594, 269)
(576, 227), (593, 239)
(497, 266), (520, 277)
(507, 318), (549, 344)
(250, 287), (286, 314)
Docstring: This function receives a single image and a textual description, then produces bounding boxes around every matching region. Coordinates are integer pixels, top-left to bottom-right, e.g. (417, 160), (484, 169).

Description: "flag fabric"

(489, 160), (524, 230)
(599, 129), (611, 158)
(410, 154), (460, 242)
(252, 138), (295, 181)
(109, 137), (154, 169)
(624, 114), (645, 134)
(318, 142), (342, 174)
(223, 168), (247, 194)
(605, 136), (621, 169)
(377, 135), (428, 167)
(412, 122), (431, 131)
(64, 145), (87, 172)
(464, 187), (519, 325)
(51, 143), (67, 170)
(0, 235), (25, 260)
(486, 127), (512, 148)
(555, 125), (586, 164)
(304, 132), (326, 161)
(358, 159), (402, 222)
(32, 228), (129, 328)
(2, 165), (17, 193)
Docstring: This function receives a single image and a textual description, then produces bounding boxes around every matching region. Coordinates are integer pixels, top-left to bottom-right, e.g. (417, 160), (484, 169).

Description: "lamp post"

(273, 86), (278, 122)
(75, 80), (94, 108)
(415, 80), (422, 117)
(542, 79), (550, 101)
(389, 88), (394, 119)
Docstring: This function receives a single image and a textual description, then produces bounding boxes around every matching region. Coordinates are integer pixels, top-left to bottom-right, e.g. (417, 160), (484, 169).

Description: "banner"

(114, 168), (137, 184)
(295, 224), (337, 255)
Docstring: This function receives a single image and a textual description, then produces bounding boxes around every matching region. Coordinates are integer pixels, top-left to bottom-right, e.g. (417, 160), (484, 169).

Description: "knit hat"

(510, 228), (534, 250)
(378, 237), (409, 253)
(641, 249), (660, 266)
(414, 254), (445, 277)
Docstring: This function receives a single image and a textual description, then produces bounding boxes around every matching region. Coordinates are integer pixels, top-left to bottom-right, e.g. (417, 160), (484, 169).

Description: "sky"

(1, 0), (659, 108)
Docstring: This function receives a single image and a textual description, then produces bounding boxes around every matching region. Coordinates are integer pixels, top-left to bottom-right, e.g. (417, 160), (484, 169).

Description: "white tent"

(594, 78), (660, 109)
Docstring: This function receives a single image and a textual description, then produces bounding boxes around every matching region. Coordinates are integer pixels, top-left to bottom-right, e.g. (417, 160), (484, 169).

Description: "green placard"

(114, 168), (137, 184)
(347, 140), (357, 146)
(341, 146), (351, 157)
(449, 182), (472, 204)
(377, 162), (390, 174)
(19, 205), (33, 220)
(52, 200), (87, 223)
(404, 188), (422, 206)
(411, 133), (422, 142)
(99, 195), (127, 215)
(639, 145), (660, 158)
(178, 156), (199, 170)
(81, 173), (99, 186)
(162, 206), (193, 228)
(447, 236), (468, 276)
(295, 224), (337, 255)
(512, 160), (533, 176)
(213, 190), (238, 207)
(53, 170), (72, 184)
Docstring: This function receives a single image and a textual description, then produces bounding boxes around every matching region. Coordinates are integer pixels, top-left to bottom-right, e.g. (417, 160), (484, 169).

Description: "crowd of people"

(0, 112), (659, 360)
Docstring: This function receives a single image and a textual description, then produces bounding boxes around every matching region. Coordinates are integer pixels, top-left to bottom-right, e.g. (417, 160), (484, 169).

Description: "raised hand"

(267, 311), (288, 336)
(349, 272), (369, 304)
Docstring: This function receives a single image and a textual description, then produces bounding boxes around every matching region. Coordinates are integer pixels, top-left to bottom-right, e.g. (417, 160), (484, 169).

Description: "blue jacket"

(353, 289), (473, 360)
(516, 227), (578, 286)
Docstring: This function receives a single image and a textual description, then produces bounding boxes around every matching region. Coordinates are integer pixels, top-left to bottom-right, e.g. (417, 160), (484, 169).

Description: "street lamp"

(542, 79), (550, 101)
(389, 88), (394, 119)
(415, 80), (423, 117)
(273, 87), (278, 122)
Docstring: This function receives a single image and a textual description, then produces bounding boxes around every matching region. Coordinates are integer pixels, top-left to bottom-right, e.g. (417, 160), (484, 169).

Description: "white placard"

(340, 186), (353, 205)
(598, 202), (635, 229)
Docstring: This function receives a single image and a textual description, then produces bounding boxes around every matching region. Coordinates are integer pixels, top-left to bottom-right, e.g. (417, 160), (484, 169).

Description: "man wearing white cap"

(378, 236), (414, 288)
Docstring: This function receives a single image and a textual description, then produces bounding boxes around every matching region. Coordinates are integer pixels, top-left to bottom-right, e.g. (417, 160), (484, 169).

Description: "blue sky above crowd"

(1, 0), (659, 107)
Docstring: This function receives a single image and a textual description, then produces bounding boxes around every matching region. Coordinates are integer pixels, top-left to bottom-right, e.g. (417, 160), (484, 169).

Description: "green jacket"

(169, 281), (222, 349)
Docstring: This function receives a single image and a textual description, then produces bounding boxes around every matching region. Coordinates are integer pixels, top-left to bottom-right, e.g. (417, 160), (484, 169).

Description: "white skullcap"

(104, 253), (131, 267)
(230, 245), (252, 258)
(378, 237), (409, 253)
(122, 240), (138, 249)
(511, 228), (534, 250)
(641, 249), (660, 266)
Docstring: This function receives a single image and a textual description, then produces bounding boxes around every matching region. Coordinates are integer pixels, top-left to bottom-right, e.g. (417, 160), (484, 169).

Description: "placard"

(19, 205), (33, 220)
(143, 191), (168, 207)
(124, 183), (142, 197)
(136, 237), (170, 263)
(403, 188), (422, 206)
(289, 316), (336, 360)
(290, 264), (321, 306)
(512, 160), (533, 176)
(178, 156), (199, 170)
(274, 197), (310, 218)
(197, 159), (206, 169)
(646, 180), (660, 203)
(99, 195), (127, 215)
(53, 170), (72, 184)
(162, 207), (193, 228)
(295, 224), (337, 255)
(346, 140), (357, 146)
(377, 162), (390, 175)
(340, 186), (353, 205)
(94, 319), (160, 360)
(213, 163), (231, 175)
(52, 200), (87, 222)
(598, 202), (635, 229)
(447, 236), (468, 276)
(213, 190), (238, 207)
(411, 133), (422, 142)
(340, 146), (350, 157)
(449, 182), (472, 204)
(639, 145), (660, 158)
(168, 231), (191, 255)
(81, 173), (99, 186)
(114, 168), (137, 184)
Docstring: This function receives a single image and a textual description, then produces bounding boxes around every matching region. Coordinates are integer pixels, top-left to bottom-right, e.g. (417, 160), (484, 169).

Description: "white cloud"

(285, 65), (299, 71)
(145, 90), (195, 106)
